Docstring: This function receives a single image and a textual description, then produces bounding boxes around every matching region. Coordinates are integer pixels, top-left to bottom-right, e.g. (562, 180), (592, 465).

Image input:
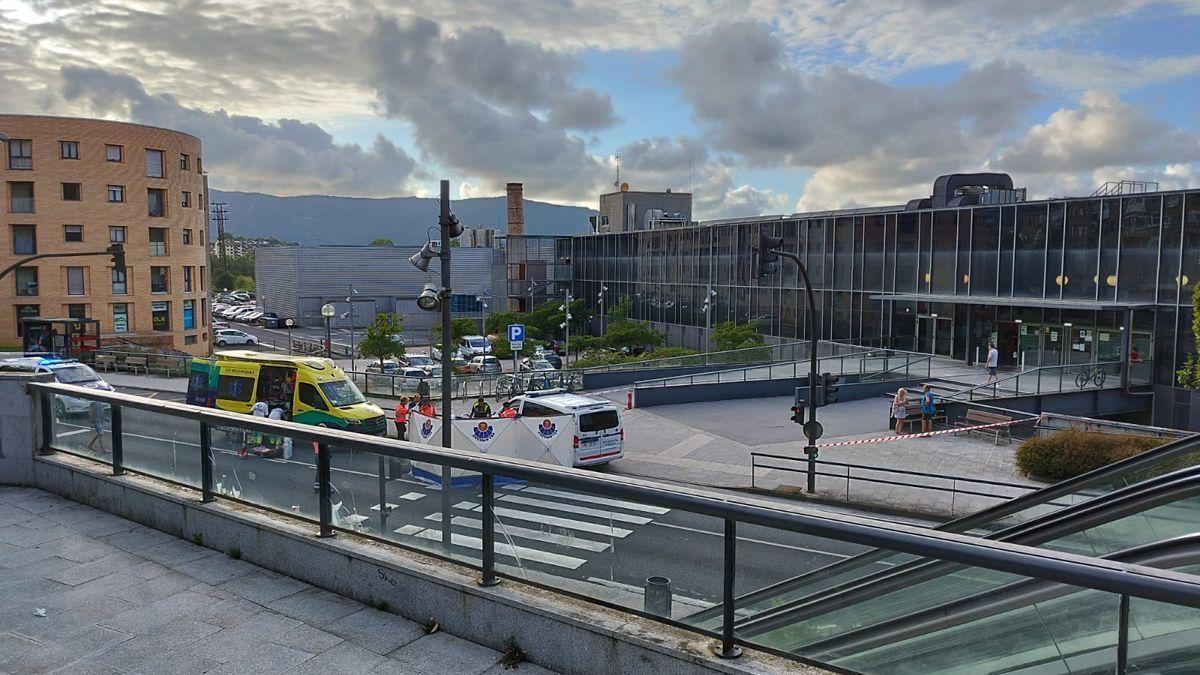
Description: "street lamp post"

(320, 303), (335, 358)
(702, 287), (717, 356)
(559, 290), (573, 368)
(436, 180), (456, 558)
(284, 318), (295, 355)
(598, 285), (608, 336)
(346, 287), (359, 371)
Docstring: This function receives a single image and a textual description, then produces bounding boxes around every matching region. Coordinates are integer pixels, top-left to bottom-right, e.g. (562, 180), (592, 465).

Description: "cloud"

(614, 135), (787, 218)
(59, 65), (419, 196)
(364, 16), (612, 202)
(548, 89), (621, 131)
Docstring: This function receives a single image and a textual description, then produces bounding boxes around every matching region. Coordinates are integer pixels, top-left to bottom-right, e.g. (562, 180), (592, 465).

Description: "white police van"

(505, 390), (623, 467)
(0, 357), (113, 415)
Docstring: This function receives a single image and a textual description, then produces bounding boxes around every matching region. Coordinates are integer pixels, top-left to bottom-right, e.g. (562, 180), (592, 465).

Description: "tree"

(603, 320), (664, 352)
(710, 320), (764, 352)
(492, 336), (542, 359)
(358, 313), (406, 366)
(430, 318), (479, 344)
(608, 295), (631, 321)
(369, 238), (394, 247)
(484, 311), (524, 337)
(1179, 278), (1200, 388)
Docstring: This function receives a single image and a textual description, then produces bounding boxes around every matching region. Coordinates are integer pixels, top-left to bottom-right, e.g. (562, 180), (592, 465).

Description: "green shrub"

(1015, 429), (1165, 481)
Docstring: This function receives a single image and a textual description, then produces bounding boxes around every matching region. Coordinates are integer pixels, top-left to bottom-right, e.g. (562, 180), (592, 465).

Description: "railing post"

(717, 518), (742, 659)
(377, 456), (389, 533)
(39, 390), (53, 454)
(200, 422), (214, 503)
(480, 473), (500, 587)
(110, 405), (124, 476)
(1116, 593), (1129, 674)
(317, 443), (334, 538)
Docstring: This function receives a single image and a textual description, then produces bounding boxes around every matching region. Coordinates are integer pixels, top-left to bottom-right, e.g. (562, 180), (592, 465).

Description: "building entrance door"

(916, 315), (953, 357)
(1043, 325), (1065, 366)
(997, 322), (1020, 366)
(1017, 323), (1042, 367)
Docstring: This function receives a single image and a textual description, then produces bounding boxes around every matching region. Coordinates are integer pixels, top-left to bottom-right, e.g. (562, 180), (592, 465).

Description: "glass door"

(1043, 325), (1064, 366)
(1017, 323), (1042, 367)
(934, 317), (953, 357)
(916, 316), (934, 355)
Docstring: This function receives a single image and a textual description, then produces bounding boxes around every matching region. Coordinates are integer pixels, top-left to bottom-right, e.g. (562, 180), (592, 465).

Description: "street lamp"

(320, 303), (335, 358)
(284, 318), (295, 355)
(701, 288), (717, 354)
(559, 291), (573, 368)
(345, 286), (359, 372)
(597, 285), (608, 335)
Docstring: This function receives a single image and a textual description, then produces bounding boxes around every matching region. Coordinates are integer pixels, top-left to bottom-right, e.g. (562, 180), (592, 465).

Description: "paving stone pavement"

(0, 486), (557, 675)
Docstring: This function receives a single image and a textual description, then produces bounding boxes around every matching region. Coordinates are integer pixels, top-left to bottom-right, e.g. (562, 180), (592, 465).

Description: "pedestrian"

(418, 396), (437, 418)
(265, 407), (285, 456)
(920, 384), (936, 433)
(84, 400), (109, 454)
(498, 402), (518, 418)
(470, 396), (492, 419)
(248, 401), (269, 455)
(892, 388), (909, 435)
(986, 343), (999, 384)
(394, 396), (410, 440)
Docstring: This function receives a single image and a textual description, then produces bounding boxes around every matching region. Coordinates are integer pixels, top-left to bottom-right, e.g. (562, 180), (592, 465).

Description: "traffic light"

(791, 405), (804, 425)
(754, 233), (784, 278)
(106, 243), (125, 271)
(821, 372), (842, 406)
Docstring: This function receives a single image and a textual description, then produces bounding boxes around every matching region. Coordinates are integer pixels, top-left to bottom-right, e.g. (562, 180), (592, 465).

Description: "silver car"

(469, 355), (503, 375)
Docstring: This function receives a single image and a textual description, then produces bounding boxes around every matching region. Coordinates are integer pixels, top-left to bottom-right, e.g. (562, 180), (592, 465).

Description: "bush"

(1015, 429), (1165, 481)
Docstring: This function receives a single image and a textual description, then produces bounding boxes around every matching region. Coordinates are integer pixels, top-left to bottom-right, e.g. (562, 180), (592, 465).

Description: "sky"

(2, 0), (1199, 219)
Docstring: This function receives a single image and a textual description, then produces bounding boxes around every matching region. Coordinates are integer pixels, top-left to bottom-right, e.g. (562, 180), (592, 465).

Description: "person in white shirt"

(986, 344), (999, 383)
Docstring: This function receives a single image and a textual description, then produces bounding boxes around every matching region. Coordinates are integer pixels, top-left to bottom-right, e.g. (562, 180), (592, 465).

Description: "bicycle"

(1075, 365), (1107, 389)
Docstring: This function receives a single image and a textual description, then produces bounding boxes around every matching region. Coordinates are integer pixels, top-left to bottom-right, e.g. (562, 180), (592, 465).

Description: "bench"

(93, 354), (117, 372)
(148, 356), (184, 377)
(120, 356), (148, 375)
(955, 409), (1014, 445)
(894, 401), (945, 433)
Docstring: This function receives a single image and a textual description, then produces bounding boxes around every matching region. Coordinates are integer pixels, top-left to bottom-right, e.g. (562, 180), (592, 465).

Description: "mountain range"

(207, 190), (596, 245)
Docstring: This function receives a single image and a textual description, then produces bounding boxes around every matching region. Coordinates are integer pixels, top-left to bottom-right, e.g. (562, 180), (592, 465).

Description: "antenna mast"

(210, 201), (229, 263)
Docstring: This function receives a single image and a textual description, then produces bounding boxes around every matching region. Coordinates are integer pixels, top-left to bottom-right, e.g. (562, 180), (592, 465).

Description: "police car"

(504, 390), (624, 467)
(0, 357), (114, 415)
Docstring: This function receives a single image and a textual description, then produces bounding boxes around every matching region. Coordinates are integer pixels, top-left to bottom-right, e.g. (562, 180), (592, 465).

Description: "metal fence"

(945, 360), (1129, 402)
(633, 348), (931, 389)
(31, 380), (1200, 670)
(567, 338), (865, 375)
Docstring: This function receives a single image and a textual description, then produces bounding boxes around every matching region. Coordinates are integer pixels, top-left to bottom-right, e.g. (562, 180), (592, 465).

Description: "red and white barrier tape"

(817, 416), (1036, 448)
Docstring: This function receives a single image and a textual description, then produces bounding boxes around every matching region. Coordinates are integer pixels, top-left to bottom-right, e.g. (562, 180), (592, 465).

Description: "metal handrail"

(567, 338), (861, 375)
(857, 353), (933, 383)
(944, 360), (1124, 402)
(31, 380), (1200, 665)
(633, 348), (875, 389)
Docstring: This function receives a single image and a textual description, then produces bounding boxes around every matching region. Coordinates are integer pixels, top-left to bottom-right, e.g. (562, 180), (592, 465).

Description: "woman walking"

(892, 388), (909, 435)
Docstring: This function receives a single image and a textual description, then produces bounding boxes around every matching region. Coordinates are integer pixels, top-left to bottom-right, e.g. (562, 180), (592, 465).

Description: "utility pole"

(560, 289), (573, 368)
(210, 202), (229, 264)
(438, 180), (454, 556)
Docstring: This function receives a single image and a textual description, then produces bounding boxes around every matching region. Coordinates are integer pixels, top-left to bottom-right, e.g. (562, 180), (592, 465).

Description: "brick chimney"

(506, 183), (524, 235)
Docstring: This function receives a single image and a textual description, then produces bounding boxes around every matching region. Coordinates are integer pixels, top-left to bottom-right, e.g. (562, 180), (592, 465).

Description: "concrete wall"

(582, 363), (750, 391)
(0, 372), (51, 485)
(942, 387), (1152, 423)
(1152, 385), (1200, 431)
(634, 373), (922, 408)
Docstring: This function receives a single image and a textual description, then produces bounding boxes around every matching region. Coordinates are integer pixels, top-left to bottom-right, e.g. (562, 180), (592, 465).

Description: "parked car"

(258, 313), (281, 328)
(366, 359), (401, 374)
(451, 355), (471, 374)
(400, 354), (435, 375)
(540, 352), (563, 369)
(458, 335), (492, 357)
(214, 329), (258, 346)
(519, 357), (556, 373)
(239, 310), (263, 324)
(469, 355), (503, 375)
(211, 321), (231, 331)
(545, 339), (566, 355)
(430, 344), (462, 362)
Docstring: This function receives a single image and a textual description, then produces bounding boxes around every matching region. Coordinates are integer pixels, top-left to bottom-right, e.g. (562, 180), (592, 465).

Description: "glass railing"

(634, 348), (931, 389)
(31, 381), (1200, 674)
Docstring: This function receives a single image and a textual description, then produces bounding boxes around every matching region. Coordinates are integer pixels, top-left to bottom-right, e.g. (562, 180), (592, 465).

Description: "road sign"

(508, 323), (525, 350)
(803, 420), (824, 442)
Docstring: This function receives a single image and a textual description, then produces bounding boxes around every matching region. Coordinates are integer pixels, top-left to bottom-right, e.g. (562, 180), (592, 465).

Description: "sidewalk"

(605, 394), (1046, 517)
(0, 486), (554, 674)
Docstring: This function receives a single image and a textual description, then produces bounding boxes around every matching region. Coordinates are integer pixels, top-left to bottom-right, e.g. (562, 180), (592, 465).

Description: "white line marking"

(412, 529), (586, 569)
(498, 494), (652, 525)
(393, 525), (424, 536)
(371, 503), (400, 511)
(453, 501), (632, 538)
(398, 492), (425, 501)
(55, 429), (90, 438)
(424, 513), (610, 552)
(651, 521), (851, 558)
(517, 486), (669, 515)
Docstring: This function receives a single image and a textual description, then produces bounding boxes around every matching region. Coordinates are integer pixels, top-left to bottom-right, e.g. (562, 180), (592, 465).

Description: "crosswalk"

(388, 483), (672, 572)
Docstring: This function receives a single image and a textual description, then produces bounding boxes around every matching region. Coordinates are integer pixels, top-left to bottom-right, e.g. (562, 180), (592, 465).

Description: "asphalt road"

(49, 401), (868, 616)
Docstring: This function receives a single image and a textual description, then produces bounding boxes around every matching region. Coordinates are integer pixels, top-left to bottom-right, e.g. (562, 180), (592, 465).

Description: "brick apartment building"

(0, 114), (211, 355)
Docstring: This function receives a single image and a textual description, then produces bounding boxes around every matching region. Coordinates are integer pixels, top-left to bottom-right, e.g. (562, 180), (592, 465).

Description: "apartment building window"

(181, 191), (191, 208)
(63, 225), (83, 243)
(185, 335), (197, 345)
(150, 266), (168, 294)
(9, 182), (35, 212)
(197, 157), (203, 173)
(146, 149), (165, 178)
(111, 268), (127, 295)
(62, 183), (81, 201)
(66, 267), (85, 296)
(105, 144), (123, 162)
(16, 305), (39, 337)
(67, 304), (87, 319)
(152, 301), (170, 332)
(183, 299), (195, 330)
(15, 267), (38, 296)
(107, 185), (124, 203)
(109, 226), (126, 243)
(112, 303), (130, 333)
(147, 188), (166, 217)
(200, 266), (206, 291)
(149, 228), (168, 256)
(12, 224), (36, 254)
(183, 228), (192, 245)
(7, 139), (32, 170)
(201, 298), (207, 325)
(180, 153), (190, 171)
(183, 266), (193, 292)
(60, 141), (79, 159)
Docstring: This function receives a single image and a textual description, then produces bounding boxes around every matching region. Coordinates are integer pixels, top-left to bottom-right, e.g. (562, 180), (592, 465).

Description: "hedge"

(1015, 429), (1166, 481)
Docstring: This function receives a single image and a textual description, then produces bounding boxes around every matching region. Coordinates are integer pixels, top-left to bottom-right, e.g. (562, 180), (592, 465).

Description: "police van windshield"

(52, 364), (102, 384)
(578, 410), (619, 433)
(319, 379), (366, 407)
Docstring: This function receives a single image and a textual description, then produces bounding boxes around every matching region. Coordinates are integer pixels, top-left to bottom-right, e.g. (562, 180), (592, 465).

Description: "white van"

(506, 390), (623, 467)
(458, 335), (492, 357)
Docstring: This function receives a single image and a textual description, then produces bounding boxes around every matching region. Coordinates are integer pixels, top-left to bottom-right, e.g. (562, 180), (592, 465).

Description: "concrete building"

(0, 114), (210, 354)
(597, 188), (692, 233)
(255, 245), (494, 341)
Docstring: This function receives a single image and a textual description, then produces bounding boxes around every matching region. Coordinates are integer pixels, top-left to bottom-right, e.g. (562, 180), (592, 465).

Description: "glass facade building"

(569, 189), (1200, 386)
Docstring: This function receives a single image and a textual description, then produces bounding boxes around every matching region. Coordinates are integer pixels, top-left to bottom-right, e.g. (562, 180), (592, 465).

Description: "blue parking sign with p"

(508, 324), (525, 343)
